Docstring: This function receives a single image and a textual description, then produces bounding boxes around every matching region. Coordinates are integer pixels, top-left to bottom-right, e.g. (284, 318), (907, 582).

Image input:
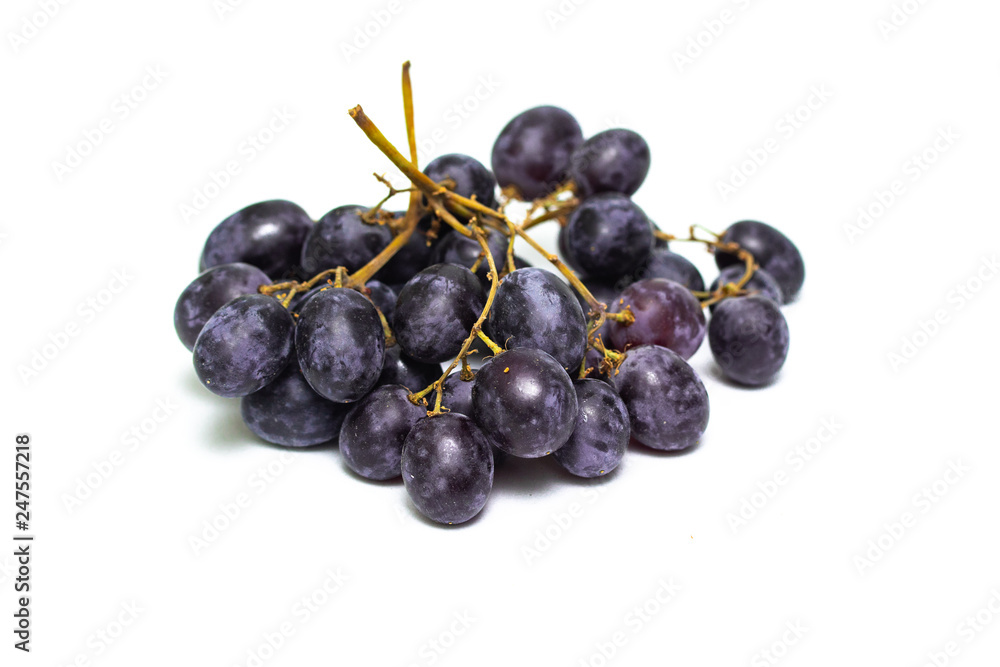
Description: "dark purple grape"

(394, 264), (485, 364)
(491, 106), (583, 200)
(200, 200), (312, 278)
(174, 263), (270, 351)
(472, 348), (578, 458)
(340, 384), (427, 480)
(709, 265), (783, 313)
(576, 278), (620, 316)
(614, 345), (709, 452)
(193, 294), (294, 398)
(554, 380), (629, 477)
(376, 345), (441, 393)
(402, 413), (494, 524)
(423, 154), (498, 211)
(379, 213), (437, 285)
(364, 280), (397, 326)
(431, 230), (508, 286)
(240, 364), (351, 447)
(709, 296), (789, 386)
(486, 268), (587, 371)
(715, 221), (804, 302)
(300, 205), (391, 275)
(569, 129), (650, 197)
(608, 279), (706, 360)
(441, 371), (475, 416)
(295, 288), (384, 402)
(632, 248), (705, 293)
(564, 193), (653, 278)
(557, 225), (583, 273)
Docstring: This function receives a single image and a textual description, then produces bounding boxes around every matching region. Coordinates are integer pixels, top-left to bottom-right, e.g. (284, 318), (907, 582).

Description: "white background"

(3, 0), (1000, 665)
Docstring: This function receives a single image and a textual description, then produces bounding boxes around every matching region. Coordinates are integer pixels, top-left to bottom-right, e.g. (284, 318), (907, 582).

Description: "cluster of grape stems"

(179, 62), (802, 525)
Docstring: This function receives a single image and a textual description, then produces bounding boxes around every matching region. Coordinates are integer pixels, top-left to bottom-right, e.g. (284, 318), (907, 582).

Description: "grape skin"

(472, 348), (578, 458)
(240, 364), (352, 447)
(564, 193), (653, 278)
(340, 384), (427, 481)
(402, 413), (494, 525)
(491, 106), (583, 200)
(441, 372), (475, 416)
(174, 263), (270, 351)
(200, 200), (312, 278)
(709, 265), (783, 313)
(553, 380), (630, 478)
(295, 288), (385, 403)
(379, 212), (438, 286)
(715, 220), (805, 302)
(486, 268), (588, 372)
(608, 278), (706, 360)
(614, 345), (709, 451)
(301, 205), (392, 275)
(376, 345), (441, 393)
(569, 128), (651, 197)
(394, 264), (485, 364)
(709, 295), (789, 386)
(193, 294), (294, 398)
(423, 154), (498, 211)
(431, 230), (508, 287)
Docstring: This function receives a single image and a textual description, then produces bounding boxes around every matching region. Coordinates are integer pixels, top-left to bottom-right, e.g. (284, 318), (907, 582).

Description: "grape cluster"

(173, 67), (804, 525)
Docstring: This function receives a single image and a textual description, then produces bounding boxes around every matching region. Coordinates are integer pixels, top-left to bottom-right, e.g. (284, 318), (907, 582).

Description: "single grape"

(193, 294), (294, 398)
(441, 371), (475, 416)
(240, 364), (351, 447)
(632, 248), (705, 292)
(200, 200), (312, 278)
(423, 154), (498, 211)
(376, 345), (441, 393)
(174, 263), (270, 351)
(608, 278), (706, 360)
(394, 264), (485, 364)
(715, 220), (804, 302)
(554, 379), (630, 477)
(295, 288), (385, 402)
(300, 205), (391, 275)
(709, 295), (789, 386)
(486, 268), (588, 371)
(364, 280), (397, 326)
(431, 229), (508, 286)
(472, 348), (578, 458)
(564, 193), (653, 278)
(614, 345), (709, 451)
(340, 384), (427, 481)
(568, 129), (650, 197)
(491, 106), (583, 200)
(402, 413), (494, 524)
(708, 265), (783, 313)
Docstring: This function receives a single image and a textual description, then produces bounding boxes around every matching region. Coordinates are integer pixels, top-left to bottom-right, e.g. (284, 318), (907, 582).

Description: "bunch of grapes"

(173, 64), (804, 525)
